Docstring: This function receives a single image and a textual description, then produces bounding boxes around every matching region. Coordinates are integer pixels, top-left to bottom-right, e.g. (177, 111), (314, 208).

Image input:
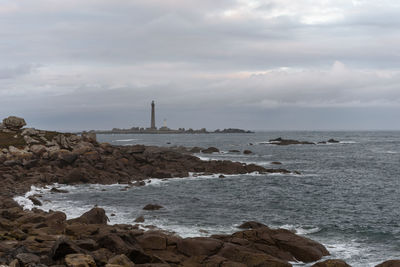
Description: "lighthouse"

(150, 100), (156, 129)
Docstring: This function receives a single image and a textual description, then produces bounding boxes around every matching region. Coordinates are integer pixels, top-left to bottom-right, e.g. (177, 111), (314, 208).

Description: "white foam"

(279, 224), (321, 235)
(339, 141), (357, 144)
(113, 139), (138, 142)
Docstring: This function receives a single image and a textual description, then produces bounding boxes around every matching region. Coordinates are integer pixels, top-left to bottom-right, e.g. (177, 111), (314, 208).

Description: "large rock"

(69, 207), (109, 225)
(51, 237), (85, 260)
(311, 259), (352, 267)
(137, 233), (167, 250)
(2, 116), (26, 131)
(177, 237), (223, 257)
(65, 254), (96, 267)
(107, 254), (135, 267)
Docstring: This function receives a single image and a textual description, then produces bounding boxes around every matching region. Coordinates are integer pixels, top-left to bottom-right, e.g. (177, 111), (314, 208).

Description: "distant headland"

(91, 101), (254, 134)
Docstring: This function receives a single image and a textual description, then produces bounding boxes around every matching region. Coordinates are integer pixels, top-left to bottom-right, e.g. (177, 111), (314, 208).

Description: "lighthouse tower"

(150, 100), (156, 129)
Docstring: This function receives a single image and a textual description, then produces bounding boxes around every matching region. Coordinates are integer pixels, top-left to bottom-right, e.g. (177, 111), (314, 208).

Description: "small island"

(89, 101), (254, 134)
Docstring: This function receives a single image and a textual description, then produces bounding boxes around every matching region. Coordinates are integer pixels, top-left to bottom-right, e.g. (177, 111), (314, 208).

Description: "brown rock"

(376, 260), (400, 267)
(243, 150), (253, 154)
(60, 168), (89, 184)
(107, 254), (135, 267)
(69, 207), (109, 225)
(65, 254), (96, 267)
(311, 259), (352, 267)
(177, 237), (223, 257)
(16, 253), (40, 266)
(134, 216), (145, 223)
(238, 221), (269, 229)
(137, 233), (167, 250)
(28, 196), (42, 206)
(51, 237), (85, 260)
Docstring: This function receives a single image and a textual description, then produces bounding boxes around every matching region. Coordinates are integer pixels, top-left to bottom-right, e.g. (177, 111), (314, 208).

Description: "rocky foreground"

(0, 116), (398, 267)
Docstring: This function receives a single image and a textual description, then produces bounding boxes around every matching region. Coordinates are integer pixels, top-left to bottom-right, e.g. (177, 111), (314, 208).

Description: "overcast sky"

(1, 0), (400, 131)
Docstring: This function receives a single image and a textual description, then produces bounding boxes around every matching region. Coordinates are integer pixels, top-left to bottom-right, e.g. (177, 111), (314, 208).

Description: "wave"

(279, 224), (321, 235)
(112, 139), (138, 142)
(339, 141), (357, 144)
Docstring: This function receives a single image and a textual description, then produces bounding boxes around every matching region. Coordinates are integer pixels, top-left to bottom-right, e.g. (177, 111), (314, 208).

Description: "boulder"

(28, 196), (42, 206)
(107, 254), (135, 267)
(16, 253), (40, 266)
(60, 168), (88, 184)
(311, 259), (352, 267)
(137, 233), (167, 250)
(50, 237), (84, 260)
(143, 204), (163, 211)
(376, 260), (400, 267)
(70, 207), (109, 225)
(243, 150), (252, 154)
(2, 116), (26, 131)
(134, 216), (145, 223)
(201, 147), (219, 154)
(29, 145), (47, 156)
(177, 237), (223, 257)
(65, 254), (96, 267)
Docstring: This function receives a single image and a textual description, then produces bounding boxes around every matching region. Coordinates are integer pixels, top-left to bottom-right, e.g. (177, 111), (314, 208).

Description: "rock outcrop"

(2, 116), (26, 131)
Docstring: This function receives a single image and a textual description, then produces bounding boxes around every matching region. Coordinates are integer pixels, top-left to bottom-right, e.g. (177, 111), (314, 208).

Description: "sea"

(15, 131), (400, 266)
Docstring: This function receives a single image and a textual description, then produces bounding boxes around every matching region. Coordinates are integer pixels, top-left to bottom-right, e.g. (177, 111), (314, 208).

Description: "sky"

(1, 0), (400, 131)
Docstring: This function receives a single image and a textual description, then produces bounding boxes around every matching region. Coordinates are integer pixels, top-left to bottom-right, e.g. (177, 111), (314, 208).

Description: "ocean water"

(16, 132), (400, 266)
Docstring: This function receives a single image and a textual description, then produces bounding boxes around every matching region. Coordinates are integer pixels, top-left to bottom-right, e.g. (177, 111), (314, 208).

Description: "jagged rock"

(28, 196), (42, 206)
(65, 254), (96, 267)
(311, 259), (352, 267)
(23, 135), (40, 145)
(2, 116), (26, 131)
(69, 208), (109, 225)
(81, 132), (97, 143)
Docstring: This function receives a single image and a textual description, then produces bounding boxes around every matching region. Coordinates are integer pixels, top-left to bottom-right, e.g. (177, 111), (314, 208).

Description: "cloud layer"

(1, 0), (400, 130)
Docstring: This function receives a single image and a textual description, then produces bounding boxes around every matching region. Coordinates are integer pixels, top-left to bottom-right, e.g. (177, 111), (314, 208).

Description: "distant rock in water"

(269, 137), (315, 145)
(201, 147), (220, 154)
(143, 204), (163, 210)
(243, 150), (253, 154)
(214, 128), (254, 133)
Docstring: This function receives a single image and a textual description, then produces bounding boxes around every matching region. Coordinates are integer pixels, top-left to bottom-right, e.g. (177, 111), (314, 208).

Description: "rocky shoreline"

(0, 116), (398, 267)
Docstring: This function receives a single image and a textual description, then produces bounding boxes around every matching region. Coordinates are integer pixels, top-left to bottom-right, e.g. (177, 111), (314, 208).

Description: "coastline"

(0, 118), (397, 266)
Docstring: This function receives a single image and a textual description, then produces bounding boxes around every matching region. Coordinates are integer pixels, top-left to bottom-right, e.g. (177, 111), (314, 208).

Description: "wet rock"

(376, 260), (400, 267)
(201, 147), (219, 154)
(268, 137), (315, 146)
(3, 116), (26, 131)
(311, 259), (352, 267)
(28, 196), (42, 206)
(134, 216), (145, 223)
(50, 188), (69, 194)
(271, 161), (282, 165)
(219, 175), (225, 178)
(69, 208), (109, 225)
(327, 139), (340, 143)
(238, 221), (268, 229)
(243, 150), (252, 154)
(65, 254), (96, 267)
(143, 204), (163, 211)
